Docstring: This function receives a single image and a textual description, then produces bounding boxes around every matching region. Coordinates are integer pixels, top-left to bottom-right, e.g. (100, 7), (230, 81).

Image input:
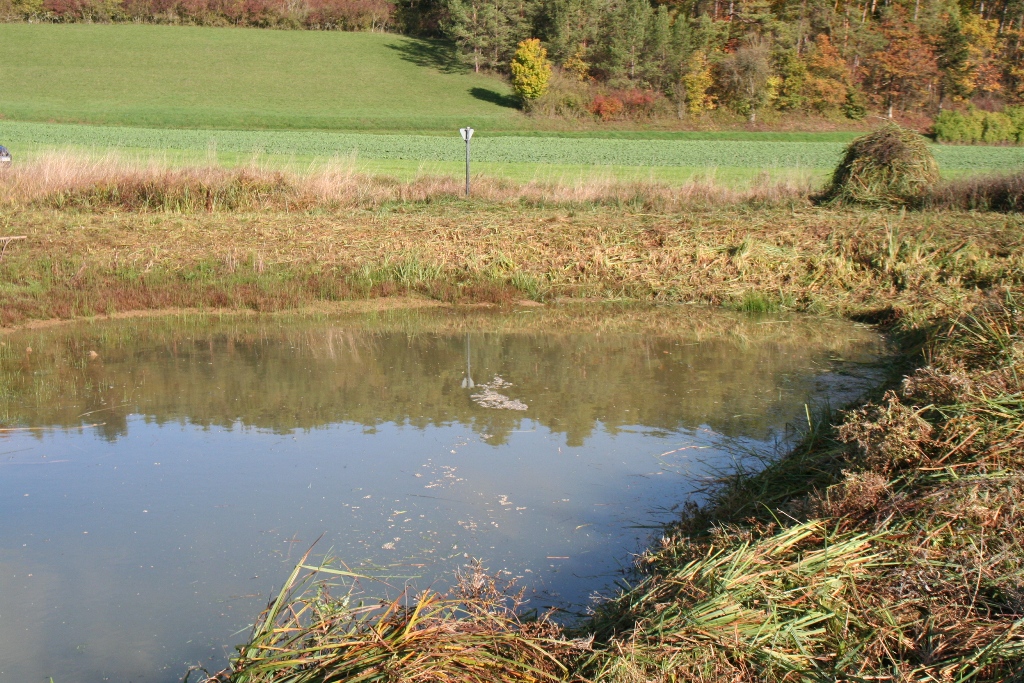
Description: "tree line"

(439, 0), (1024, 121)
(1, 0), (395, 31)
(3, 0), (1023, 122)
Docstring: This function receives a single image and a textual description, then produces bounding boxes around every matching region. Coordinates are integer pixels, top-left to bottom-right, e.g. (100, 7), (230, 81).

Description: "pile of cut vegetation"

(818, 124), (939, 207)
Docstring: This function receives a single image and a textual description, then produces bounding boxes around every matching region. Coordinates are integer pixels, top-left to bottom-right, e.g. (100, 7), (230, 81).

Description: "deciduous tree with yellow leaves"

(510, 39), (552, 103)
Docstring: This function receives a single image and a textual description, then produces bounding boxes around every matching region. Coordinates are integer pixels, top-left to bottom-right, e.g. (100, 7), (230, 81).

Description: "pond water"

(0, 306), (887, 682)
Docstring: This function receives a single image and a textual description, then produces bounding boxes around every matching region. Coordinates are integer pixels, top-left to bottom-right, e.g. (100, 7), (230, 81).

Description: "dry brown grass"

(0, 151), (811, 212)
(1, 181), (1021, 328)
(926, 171), (1024, 212)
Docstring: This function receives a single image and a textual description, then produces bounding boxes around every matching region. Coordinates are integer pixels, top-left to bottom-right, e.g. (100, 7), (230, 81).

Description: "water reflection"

(0, 305), (887, 683)
(1, 307), (882, 445)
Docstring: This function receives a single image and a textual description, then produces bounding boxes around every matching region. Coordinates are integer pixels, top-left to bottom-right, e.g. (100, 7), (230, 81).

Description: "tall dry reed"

(0, 151), (812, 212)
(925, 171), (1024, 212)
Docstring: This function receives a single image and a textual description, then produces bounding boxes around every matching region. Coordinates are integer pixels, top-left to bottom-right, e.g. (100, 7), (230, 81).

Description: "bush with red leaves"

(589, 95), (624, 121)
(589, 89), (662, 121)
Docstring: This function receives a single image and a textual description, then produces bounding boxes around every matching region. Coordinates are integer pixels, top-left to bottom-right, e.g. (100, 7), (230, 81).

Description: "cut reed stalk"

(204, 558), (576, 683)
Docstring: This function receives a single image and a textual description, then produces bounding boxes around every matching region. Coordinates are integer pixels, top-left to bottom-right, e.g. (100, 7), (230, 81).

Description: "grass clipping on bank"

(198, 557), (577, 683)
(205, 292), (1024, 682)
(819, 124), (940, 207)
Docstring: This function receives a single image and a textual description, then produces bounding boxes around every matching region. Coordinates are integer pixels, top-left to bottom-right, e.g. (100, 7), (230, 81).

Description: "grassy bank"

(2, 158), (1024, 680)
(578, 294), (1024, 680)
(1, 156), (1022, 326)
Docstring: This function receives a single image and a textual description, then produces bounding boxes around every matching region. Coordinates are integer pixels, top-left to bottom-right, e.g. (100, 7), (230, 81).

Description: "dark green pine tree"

(642, 5), (675, 88)
(604, 0), (653, 83)
(542, 0), (605, 63)
(936, 10), (972, 106)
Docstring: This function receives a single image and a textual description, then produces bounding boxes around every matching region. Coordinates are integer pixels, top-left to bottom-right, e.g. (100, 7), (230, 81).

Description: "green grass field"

(0, 23), (523, 131)
(2, 120), (1022, 184)
(0, 24), (867, 139)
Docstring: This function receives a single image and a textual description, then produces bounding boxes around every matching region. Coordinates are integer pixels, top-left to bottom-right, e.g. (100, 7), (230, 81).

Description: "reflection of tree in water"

(0, 309), (885, 446)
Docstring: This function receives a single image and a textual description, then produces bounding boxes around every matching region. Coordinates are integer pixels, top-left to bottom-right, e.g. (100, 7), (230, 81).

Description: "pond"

(0, 305), (888, 682)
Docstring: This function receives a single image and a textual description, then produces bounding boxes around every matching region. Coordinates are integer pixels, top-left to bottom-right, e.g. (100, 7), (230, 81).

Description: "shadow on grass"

(386, 37), (465, 74)
(469, 87), (520, 109)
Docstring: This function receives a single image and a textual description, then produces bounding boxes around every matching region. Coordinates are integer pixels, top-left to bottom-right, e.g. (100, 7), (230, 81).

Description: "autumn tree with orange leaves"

(861, 13), (939, 119)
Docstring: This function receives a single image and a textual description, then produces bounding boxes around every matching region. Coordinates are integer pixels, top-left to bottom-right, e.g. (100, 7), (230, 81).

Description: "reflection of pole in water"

(461, 334), (475, 388)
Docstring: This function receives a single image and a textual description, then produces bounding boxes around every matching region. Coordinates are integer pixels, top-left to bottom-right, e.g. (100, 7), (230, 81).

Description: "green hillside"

(0, 24), (521, 131)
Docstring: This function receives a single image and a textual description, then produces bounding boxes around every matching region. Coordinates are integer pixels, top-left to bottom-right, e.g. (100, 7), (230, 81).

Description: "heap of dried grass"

(818, 124), (940, 207)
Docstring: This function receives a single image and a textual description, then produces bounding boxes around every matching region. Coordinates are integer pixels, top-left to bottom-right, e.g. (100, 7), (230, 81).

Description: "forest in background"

(1, 0), (1023, 127)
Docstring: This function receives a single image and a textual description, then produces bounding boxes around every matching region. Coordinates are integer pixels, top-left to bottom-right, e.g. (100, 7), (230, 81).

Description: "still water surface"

(0, 306), (886, 682)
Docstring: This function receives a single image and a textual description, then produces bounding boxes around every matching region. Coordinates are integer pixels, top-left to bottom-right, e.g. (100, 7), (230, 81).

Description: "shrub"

(510, 39), (552, 102)
(981, 111), (1016, 143)
(42, 0), (82, 18)
(304, 0), (394, 30)
(527, 70), (590, 118)
(1006, 105), (1024, 142)
(932, 111), (960, 142)
(11, 0), (44, 15)
(590, 94), (624, 120)
(934, 106), (1024, 145)
(583, 89), (667, 121)
(934, 109), (985, 143)
(15, 0), (395, 29)
(620, 89), (663, 118)
(817, 124), (940, 207)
